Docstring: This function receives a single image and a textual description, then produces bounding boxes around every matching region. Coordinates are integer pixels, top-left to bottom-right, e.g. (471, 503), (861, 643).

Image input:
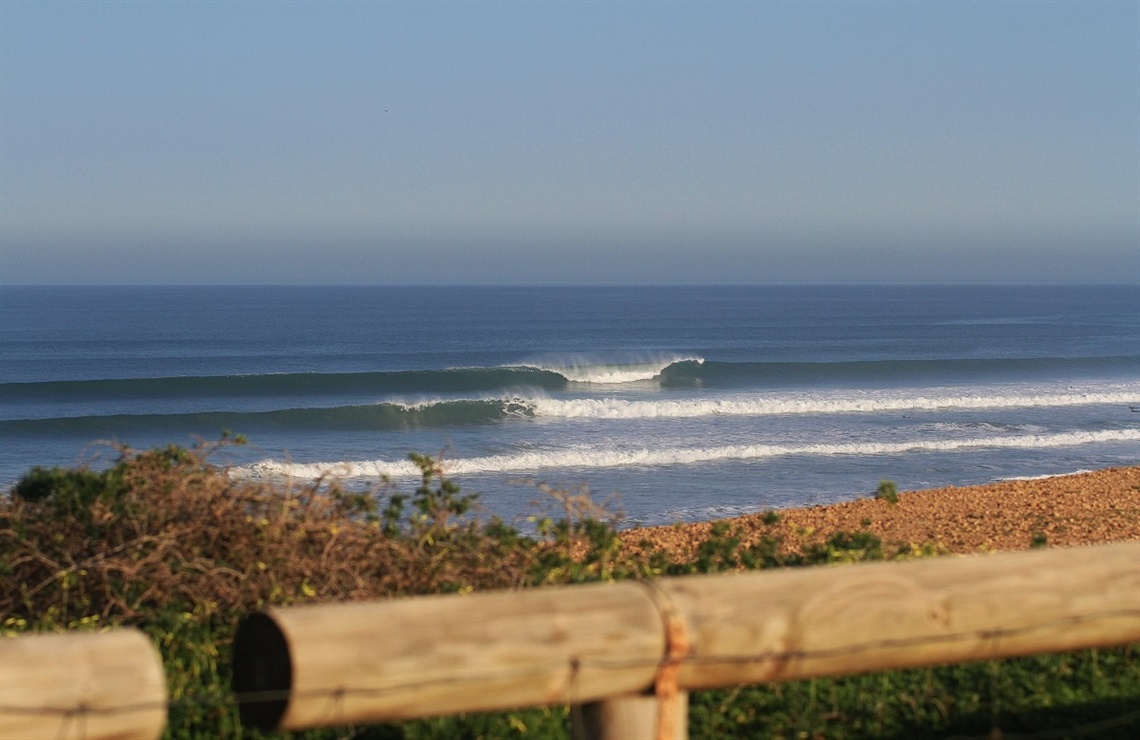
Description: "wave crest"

(527, 388), (1140, 419)
(531, 355), (704, 384)
(234, 429), (1140, 482)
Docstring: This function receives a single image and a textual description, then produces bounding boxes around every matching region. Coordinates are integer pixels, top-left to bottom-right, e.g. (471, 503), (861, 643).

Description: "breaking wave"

(236, 429), (1140, 482)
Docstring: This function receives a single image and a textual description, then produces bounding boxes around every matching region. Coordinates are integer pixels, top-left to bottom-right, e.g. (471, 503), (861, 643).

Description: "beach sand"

(622, 466), (1140, 559)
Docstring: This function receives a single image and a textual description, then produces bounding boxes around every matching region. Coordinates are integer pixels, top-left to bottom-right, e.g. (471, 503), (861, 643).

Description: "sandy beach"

(623, 466), (1140, 559)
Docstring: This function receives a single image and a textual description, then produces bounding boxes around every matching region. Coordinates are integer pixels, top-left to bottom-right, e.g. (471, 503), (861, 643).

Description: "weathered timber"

(0, 628), (166, 740)
(233, 540), (1140, 732)
(233, 580), (665, 729)
(668, 539), (1140, 689)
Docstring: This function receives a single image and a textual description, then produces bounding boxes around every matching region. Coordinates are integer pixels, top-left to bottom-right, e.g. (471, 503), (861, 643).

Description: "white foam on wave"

(234, 428), (1140, 482)
(389, 397), (447, 411)
(525, 388), (1140, 419)
(997, 469), (1097, 482)
(531, 354), (703, 385)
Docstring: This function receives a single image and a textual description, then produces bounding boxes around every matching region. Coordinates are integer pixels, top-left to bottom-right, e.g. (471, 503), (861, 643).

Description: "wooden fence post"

(576, 691), (688, 740)
(0, 628), (166, 740)
(573, 578), (691, 739)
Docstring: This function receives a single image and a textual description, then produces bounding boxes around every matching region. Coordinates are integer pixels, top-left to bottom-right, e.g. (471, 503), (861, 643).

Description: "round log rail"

(233, 580), (666, 729)
(233, 540), (1140, 731)
(0, 628), (167, 740)
(667, 539), (1140, 689)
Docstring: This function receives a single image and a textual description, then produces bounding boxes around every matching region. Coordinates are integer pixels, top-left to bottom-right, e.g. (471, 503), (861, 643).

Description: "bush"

(875, 479), (899, 504)
(12, 465), (127, 520)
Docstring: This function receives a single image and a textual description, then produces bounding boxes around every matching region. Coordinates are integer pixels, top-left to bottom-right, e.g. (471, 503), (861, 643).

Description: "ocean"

(1, 284), (1137, 527)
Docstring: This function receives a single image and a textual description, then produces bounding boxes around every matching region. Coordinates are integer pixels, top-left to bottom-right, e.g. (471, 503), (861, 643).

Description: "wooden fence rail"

(232, 540), (1140, 738)
(0, 628), (166, 740)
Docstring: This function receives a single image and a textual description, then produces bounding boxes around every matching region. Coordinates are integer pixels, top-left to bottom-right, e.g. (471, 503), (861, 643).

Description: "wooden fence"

(232, 540), (1140, 738)
(2, 540), (1138, 739)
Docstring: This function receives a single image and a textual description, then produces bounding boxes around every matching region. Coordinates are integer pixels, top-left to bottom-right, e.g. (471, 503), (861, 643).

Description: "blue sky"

(1, 1), (1137, 284)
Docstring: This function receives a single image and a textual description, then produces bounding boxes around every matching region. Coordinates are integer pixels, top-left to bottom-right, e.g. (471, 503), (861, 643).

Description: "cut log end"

(232, 611), (292, 731)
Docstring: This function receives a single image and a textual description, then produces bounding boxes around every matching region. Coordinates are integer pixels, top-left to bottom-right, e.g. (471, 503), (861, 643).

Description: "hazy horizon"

(2, 1), (1137, 285)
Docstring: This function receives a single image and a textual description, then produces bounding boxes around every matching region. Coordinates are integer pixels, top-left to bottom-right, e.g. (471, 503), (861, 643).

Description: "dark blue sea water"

(2, 284), (1137, 526)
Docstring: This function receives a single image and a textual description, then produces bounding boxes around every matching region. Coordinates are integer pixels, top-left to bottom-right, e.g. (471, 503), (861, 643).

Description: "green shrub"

(12, 464), (126, 515)
(875, 479), (899, 504)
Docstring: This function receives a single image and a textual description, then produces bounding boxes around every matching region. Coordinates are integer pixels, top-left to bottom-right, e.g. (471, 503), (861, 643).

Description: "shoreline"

(621, 466), (1140, 559)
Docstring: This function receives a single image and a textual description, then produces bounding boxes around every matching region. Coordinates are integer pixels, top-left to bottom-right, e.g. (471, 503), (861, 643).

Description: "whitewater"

(243, 429), (1140, 481)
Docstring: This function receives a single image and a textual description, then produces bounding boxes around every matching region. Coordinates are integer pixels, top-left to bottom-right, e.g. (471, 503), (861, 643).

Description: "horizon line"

(3, 280), (1139, 289)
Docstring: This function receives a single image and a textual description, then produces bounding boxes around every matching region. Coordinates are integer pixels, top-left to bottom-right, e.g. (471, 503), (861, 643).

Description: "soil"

(620, 466), (1140, 559)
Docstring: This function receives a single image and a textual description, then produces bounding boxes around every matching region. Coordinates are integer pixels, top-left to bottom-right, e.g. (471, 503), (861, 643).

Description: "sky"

(1, 1), (1137, 285)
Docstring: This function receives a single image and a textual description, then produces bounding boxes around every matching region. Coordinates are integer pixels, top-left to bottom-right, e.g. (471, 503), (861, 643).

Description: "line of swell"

(5, 385), (1138, 433)
(0, 400), (519, 435)
(236, 429), (1140, 481)
(5, 355), (1135, 402)
(0, 367), (567, 402)
(659, 356), (1140, 388)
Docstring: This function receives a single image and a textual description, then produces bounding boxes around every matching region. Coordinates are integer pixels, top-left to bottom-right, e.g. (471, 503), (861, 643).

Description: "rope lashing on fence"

(639, 579), (691, 740)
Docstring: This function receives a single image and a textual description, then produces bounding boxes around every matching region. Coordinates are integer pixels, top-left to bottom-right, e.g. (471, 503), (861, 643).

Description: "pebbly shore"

(621, 466), (1140, 559)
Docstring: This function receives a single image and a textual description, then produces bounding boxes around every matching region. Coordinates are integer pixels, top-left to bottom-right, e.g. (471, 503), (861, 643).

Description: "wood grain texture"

(237, 581), (664, 729)
(0, 628), (166, 740)
(665, 540), (1140, 689)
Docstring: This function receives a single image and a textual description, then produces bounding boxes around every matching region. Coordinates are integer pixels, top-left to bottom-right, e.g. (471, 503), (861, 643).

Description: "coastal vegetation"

(2, 437), (1137, 738)
(874, 478), (899, 504)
